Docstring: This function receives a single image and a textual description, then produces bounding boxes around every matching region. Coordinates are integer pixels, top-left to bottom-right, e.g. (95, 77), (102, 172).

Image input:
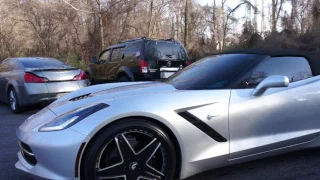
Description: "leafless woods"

(0, 0), (319, 66)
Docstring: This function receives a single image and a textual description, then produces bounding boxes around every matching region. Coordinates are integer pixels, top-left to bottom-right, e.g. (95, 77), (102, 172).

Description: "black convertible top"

(220, 48), (320, 75)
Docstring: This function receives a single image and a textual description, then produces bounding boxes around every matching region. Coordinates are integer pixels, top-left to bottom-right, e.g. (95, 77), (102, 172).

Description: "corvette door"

(229, 56), (320, 160)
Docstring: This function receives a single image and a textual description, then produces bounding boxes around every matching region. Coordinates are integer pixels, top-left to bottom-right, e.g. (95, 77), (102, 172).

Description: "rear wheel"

(117, 75), (130, 82)
(81, 119), (177, 180)
(8, 88), (22, 114)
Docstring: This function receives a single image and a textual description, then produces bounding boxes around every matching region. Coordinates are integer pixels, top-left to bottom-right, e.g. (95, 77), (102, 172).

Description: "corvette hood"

(19, 81), (176, 131)
(47, 81), (176, 116)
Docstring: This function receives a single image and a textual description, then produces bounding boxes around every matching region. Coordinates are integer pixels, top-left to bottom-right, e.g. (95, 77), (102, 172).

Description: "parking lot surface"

(1, 102), (320, 180)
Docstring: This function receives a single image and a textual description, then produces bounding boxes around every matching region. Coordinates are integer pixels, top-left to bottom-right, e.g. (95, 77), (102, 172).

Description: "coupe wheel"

(81, 119), (177, 180)
(8, 88), (22, 114)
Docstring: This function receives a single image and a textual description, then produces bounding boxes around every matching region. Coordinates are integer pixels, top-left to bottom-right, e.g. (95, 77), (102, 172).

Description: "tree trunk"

(290, 0), (297, 31)
(147, 0), (153, 38)
(184, 0), (189, 49)
(261, 0), (265, 34)
(176, 13), (179, 41)
(99, 0), (104, 50)
(272, 0), (277, 33)
(171, 16), (174, 38)
(222, 0), (226, 50)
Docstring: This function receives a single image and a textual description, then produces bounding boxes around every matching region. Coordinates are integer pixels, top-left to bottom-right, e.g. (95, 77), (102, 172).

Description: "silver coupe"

(15, 49), (320, 179)
(0, 57), (88, 113)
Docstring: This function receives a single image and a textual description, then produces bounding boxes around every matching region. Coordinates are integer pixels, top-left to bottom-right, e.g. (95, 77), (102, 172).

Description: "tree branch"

(275, 0), (285, 23)
(61, 0), (97, 14)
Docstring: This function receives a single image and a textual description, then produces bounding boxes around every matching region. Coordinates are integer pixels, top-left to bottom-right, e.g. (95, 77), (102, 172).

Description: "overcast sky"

(196, 0), (291, 33)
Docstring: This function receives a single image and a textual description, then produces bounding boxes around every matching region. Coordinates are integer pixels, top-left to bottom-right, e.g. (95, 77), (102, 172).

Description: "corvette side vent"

(178, 111), (227, 142)
(69, 93), (91, 102)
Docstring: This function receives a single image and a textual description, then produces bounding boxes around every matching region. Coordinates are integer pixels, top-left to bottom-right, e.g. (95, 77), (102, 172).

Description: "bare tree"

(223, 0), (257, 49)
(271, 0), (285, 33)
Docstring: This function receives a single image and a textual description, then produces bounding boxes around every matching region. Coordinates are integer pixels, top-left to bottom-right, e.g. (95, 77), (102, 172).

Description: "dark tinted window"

(100, 50), (110, 61)
(125, 42), (143, 57)
(163, 54), (263, 90)
(145, 41), (187, 61)
(20, 58), (71, 68)
(249, 57), (312, 86)
(110, 48), (125, 62)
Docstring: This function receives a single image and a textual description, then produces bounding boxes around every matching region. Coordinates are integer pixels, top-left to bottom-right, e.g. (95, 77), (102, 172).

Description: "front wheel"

(8, 88), (22, 114)
(81, 119), (177, 180)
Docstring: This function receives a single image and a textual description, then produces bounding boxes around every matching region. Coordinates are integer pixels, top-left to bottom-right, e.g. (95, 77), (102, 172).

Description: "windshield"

(19, 58), (72, 69)
(163, 54), (264, 90)
(145, 41), (187, 61)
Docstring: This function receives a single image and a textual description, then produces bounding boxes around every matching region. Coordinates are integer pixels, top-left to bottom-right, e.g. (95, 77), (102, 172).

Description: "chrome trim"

(160, 67), (179, 72)
(96, 137), (125, 179)
(149, 69), (158, 73)
(145, 142), (163, 177)
(18, 141), (34, 156)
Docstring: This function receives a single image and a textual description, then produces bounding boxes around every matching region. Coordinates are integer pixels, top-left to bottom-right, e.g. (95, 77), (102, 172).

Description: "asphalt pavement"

(1, 102), (320, 180)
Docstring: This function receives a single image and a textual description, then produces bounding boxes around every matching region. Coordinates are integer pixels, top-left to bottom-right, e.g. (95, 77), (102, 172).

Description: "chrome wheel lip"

(95, 130), (166, 180)
(9, 90), (16, 111)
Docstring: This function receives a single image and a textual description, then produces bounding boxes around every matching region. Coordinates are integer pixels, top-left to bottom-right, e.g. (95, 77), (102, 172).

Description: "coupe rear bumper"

(17, 80), (88, 106)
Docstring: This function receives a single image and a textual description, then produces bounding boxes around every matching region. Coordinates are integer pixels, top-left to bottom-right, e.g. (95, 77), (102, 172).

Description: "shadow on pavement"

(0, 102), (43, 115)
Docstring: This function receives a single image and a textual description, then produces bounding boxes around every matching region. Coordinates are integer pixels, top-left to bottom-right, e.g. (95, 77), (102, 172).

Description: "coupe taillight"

(24, 73), (49, 83)
(140, 60), (148, 73)
(73, 71), (87, 81)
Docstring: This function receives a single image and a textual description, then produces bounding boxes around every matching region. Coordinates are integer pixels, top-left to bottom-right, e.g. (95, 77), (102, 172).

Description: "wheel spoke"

(117, 134), (136, 157)
(12, 102), (16, 110)
(138, 138), (161, 160)
(10, 91), (14, 99)
(137, 176), (160, 180)
(142, 164), (165, 179)
(96, 162), (125, 178)
(95, 132), (167, 180)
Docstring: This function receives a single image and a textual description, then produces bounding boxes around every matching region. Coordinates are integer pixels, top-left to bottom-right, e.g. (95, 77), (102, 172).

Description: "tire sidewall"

(117, 75), (130, 82)
(80, 119), (177, 180)
(86, 73), (94, 86)
(8, 88), (21, 114)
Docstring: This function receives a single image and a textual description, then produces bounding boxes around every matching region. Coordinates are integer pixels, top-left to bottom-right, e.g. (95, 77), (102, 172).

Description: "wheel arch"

(116, 66), (134, 81)
(79, 116), (182, 179)
(84, 68), (92, 77)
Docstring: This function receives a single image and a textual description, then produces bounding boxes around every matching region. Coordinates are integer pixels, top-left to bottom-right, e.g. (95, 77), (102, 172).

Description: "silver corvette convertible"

(16, 49), (320, 180)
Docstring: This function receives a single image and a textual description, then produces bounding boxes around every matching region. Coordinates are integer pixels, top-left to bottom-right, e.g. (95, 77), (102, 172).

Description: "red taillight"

(186, 60), (191, 66)
(140, 60), (148, 73)
(24, 73), (49, 83)
(73, 71), (87, 81)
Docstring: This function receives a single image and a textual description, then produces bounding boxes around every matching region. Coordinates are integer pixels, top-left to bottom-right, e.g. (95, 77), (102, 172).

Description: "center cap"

(129, 162), (138, 171)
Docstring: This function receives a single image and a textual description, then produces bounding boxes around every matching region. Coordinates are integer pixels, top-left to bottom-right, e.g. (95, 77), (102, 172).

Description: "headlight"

(39, 103), (109, 132)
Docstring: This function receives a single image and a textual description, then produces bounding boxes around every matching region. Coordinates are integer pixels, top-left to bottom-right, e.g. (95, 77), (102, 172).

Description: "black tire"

(117, 75), (131, 82)
(81, 119), (177, 180)
(86, 73), (94, 86)
(8, 88), (22, 114)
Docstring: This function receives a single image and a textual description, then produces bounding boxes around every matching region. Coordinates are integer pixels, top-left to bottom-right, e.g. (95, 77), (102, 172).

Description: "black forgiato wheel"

(81, 119), (177, 180)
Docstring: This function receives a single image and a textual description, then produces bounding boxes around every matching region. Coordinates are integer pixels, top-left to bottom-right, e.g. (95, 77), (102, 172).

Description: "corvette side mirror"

(252, 75), (289, 96)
